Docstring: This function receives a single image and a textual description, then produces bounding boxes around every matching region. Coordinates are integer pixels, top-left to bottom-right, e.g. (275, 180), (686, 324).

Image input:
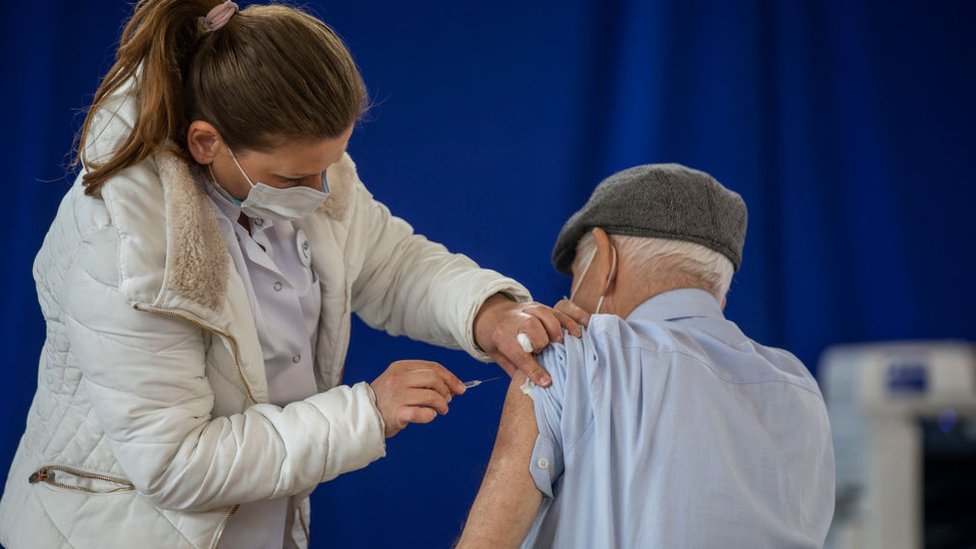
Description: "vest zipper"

(333, 306), (352, 386)
(132, 304), (258, 405)
(28, 465), (134, 493)
(210, 504), (240, 549)
(133, 303), (258, 548)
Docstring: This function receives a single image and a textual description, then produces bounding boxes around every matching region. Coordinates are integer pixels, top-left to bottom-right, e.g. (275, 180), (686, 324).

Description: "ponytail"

(76, 0), (216, 196)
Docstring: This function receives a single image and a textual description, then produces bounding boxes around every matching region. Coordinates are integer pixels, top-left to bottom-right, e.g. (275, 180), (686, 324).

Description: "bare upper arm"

(457, 374), (544, 548)
(490, 373), (540, 460)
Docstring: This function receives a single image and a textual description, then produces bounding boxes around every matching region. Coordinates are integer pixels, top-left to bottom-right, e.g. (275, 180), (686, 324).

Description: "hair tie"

(202, 0), (239, 32)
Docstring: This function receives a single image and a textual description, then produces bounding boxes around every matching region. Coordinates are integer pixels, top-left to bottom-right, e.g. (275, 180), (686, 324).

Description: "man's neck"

(608, 273), (717, 318)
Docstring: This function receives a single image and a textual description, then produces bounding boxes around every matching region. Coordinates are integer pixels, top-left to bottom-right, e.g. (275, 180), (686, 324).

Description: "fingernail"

(540, 375), (552, 387)
(457, 384), (467, 394)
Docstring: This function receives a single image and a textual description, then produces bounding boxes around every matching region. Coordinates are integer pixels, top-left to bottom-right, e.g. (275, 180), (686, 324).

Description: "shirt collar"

(626, 288), (725, 323)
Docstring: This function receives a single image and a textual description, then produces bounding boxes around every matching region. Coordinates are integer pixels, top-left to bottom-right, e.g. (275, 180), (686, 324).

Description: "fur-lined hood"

(82, 80), (356, 321)
(98, 147), (355, 323)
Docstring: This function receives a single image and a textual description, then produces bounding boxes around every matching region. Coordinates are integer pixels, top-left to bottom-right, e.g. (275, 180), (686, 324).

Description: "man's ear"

(186, 120), (223, 165)
(591, 228), (616, 292)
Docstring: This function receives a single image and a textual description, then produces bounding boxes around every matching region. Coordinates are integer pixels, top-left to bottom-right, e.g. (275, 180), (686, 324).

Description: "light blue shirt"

(524, 289), (835, 548)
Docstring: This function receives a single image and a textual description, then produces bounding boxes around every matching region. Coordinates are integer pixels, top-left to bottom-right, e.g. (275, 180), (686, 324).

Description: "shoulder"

(682, 316), (821, 395)
(637, 314), (825, 398)
(90, 149), (219, 305)
(571, 314), (823, 396)
(532, 330), (591, 406)
(744, 341), (824, 397)
(538, 329), (589, 377)
(44, 163), (167, 307)
(35, 181), (118, 294)
(587, 313), (670, 349)
(534, 317), (643, 397)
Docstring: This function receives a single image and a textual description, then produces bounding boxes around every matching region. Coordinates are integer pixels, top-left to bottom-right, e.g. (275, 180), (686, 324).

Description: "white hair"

(574, 230), (734, 302)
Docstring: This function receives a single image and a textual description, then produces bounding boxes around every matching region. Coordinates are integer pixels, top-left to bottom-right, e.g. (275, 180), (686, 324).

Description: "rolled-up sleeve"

(527, 334), (591, 498)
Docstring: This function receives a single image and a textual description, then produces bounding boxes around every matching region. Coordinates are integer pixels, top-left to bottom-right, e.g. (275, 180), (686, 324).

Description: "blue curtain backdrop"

(1, 1), (973, 547)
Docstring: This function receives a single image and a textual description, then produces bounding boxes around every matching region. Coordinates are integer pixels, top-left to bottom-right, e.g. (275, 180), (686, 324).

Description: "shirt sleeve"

(527, 332), (591, 498)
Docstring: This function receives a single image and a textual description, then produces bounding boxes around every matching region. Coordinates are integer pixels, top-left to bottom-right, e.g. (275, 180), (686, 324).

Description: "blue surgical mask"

(216, 151), (331, 222)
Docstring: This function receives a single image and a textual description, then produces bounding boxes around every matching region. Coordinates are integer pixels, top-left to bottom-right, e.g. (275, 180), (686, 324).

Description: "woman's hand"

(473, 294), (584, 387)
(370, 360), (467, 438)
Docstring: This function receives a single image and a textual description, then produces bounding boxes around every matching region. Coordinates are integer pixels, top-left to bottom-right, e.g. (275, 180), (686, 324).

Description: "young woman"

(0, 1), (578, 547)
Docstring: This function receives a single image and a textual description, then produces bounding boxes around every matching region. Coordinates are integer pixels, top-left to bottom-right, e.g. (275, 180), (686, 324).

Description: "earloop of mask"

(569, 247), (599, 303)
(229, 151), (256, 188)
(208, 164), (243, 207)
(569, 242), (618, 314)
(594, 245), (617, 314)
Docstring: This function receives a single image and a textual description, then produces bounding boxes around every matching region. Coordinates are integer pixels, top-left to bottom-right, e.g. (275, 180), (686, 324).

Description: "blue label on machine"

(886, 362), (928, 394)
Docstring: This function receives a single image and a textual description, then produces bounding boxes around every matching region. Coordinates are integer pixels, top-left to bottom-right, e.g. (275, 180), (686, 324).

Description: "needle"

(463, 376), (501, 389)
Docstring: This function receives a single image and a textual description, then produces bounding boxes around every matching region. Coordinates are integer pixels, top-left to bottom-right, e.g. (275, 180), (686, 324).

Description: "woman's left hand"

(473, 294), (583, 387)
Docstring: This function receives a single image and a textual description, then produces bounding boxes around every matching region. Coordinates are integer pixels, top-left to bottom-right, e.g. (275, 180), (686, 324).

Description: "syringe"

(463, 376), (501, 389)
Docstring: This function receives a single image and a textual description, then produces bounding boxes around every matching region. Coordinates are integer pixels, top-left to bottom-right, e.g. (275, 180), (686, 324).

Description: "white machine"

(820, 341), (976, 549)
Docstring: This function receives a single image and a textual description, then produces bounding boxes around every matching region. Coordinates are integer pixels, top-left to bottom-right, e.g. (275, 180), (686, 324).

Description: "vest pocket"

(28, 465), (135, 494)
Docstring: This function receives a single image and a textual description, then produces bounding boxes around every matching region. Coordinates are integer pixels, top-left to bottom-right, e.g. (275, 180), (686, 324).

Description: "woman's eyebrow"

(272, 171), (319, 179)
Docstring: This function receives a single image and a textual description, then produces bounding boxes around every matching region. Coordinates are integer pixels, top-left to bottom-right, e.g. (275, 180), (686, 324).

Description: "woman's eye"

(283, 177), (305, 185)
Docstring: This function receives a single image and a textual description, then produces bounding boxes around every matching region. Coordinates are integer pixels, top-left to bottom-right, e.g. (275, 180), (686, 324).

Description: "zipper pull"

(28, 468), (50, 484)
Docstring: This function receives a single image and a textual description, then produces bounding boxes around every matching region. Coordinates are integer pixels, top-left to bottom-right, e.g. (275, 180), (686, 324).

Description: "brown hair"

(75, 0), (367, 195)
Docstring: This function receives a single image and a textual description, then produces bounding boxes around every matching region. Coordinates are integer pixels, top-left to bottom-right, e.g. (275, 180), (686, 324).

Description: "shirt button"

(292, 354), (301, 364)
(253, 218), (264, 227)
(536, 458), (549, 470)
(273, 281), (283, 292)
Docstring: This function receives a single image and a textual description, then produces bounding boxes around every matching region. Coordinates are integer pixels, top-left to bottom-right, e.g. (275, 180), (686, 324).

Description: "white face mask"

(569, 244), (617, 314)
(223, 151), (331, 222)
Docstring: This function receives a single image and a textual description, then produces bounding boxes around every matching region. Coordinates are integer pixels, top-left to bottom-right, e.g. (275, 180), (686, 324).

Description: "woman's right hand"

(370, 360), (467, 438)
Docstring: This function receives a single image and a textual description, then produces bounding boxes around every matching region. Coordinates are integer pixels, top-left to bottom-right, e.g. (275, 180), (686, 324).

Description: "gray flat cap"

(552, 163), (747, 275)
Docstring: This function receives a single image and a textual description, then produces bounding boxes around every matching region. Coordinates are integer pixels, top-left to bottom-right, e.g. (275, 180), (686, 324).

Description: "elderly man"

(457, 164), (834, 548)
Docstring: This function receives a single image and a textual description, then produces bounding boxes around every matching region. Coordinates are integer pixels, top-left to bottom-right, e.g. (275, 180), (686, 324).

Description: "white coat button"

(292, 354), (301, 363)
(273, 281), (283, 292)
(536, 458), (549, 470)
(253, 218), (264, 227)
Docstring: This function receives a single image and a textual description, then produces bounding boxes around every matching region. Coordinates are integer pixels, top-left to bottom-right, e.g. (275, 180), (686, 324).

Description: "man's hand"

(473, 294), (583, 387)
(370, 360), (466, 438)
(553, 297), (591, 328)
